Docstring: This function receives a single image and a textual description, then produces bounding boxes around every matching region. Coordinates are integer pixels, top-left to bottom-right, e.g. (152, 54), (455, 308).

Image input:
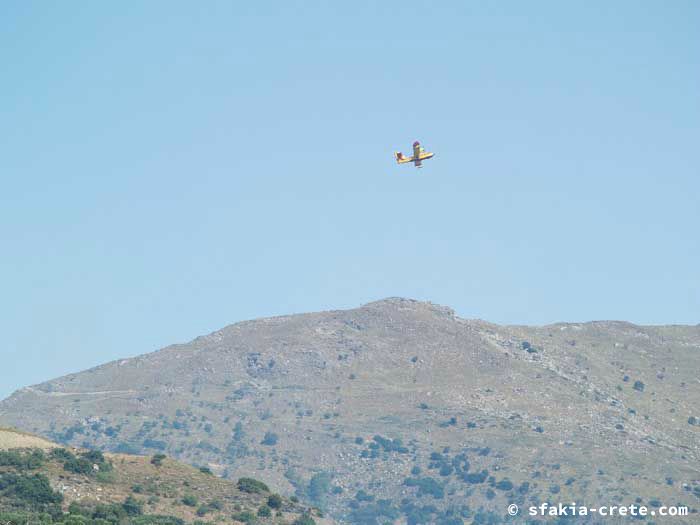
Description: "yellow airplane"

(394, 140), (435, 168)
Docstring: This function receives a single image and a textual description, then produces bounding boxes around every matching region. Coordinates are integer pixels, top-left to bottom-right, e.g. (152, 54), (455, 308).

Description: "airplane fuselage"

(394, 140), (435, 168)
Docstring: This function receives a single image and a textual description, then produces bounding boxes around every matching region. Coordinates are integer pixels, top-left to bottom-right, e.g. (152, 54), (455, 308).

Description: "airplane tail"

(395, 152), (404, 162)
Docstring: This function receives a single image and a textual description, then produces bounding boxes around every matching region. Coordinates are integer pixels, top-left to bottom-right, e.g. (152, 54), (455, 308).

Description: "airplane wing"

(414, 159), (422, 168)
(412, 142), (422, 157)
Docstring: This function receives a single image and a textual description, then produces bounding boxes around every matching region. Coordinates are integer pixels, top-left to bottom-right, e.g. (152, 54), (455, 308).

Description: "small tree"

(122, 495), (143, 516)
(237, 477), (270, 494)
(267, 494), (283, 509)
(63, 457), (93, 475)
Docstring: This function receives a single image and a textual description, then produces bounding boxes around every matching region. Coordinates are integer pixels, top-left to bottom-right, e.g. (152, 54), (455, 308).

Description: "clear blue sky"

(1, 1), (698, 401)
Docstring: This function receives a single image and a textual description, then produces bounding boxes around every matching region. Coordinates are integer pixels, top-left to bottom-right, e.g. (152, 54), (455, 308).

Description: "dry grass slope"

(0, 428), (57, 450)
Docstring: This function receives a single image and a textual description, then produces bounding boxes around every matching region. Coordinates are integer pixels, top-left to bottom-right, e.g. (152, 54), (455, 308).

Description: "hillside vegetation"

(1, 298), (699, 524)
(0, 428), (325, 525)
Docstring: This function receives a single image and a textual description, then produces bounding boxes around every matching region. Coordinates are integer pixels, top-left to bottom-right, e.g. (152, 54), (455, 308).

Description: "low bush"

(181, 495), (198, 507)
(267, 493), (283, 509)
(237, 477), (269, 494)
(261, 432), (278, 446)
(150, 454), (166, 466)
(123, 495), (143, 516)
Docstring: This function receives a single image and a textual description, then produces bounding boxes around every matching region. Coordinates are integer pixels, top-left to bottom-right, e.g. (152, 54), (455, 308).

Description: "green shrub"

(237, 477), (269, 494)
(0, 448), (46, 470)
(373, 435), (407, 453)
(50, 448), (76, 462)
(68, 501), (90, 516)
(257, 505), (271, 517)
(439, 464), (453, 477)
(261, 432), (278, 446)
(58, 449), (112, 477)
(63, 457), (93, 475)
(267, 493), (283, 509)
(0, 472), (64, 505)
(462, 470), (488, 484)
(495, 479), (513, 491)
(123, 495), (143, 516)
(181, 495), (198, 507)
(307, 471), (332, 507)
(151, 454), (167, 466)
(92, 502), (127, 522)
(81, 450), (106, 464)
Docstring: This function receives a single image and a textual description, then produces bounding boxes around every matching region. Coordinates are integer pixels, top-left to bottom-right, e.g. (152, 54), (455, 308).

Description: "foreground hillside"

(0, 428), (325, 525)
(1, 298), (699, 524)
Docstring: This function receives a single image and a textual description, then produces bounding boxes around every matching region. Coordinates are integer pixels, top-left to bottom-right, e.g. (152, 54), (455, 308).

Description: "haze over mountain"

(1, 298), (699, 524)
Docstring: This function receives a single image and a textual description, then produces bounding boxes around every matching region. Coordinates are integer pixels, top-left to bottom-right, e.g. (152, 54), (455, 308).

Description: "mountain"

(0, 427), (327, 525)
(1, 298), (699, 524)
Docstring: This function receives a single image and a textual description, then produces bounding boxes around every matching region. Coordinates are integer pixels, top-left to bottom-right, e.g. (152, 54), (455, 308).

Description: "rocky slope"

(1, 298), (699, 524)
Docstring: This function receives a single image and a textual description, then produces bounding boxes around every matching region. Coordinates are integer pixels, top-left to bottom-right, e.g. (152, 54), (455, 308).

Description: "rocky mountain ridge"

(1, 298), (699, 524)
